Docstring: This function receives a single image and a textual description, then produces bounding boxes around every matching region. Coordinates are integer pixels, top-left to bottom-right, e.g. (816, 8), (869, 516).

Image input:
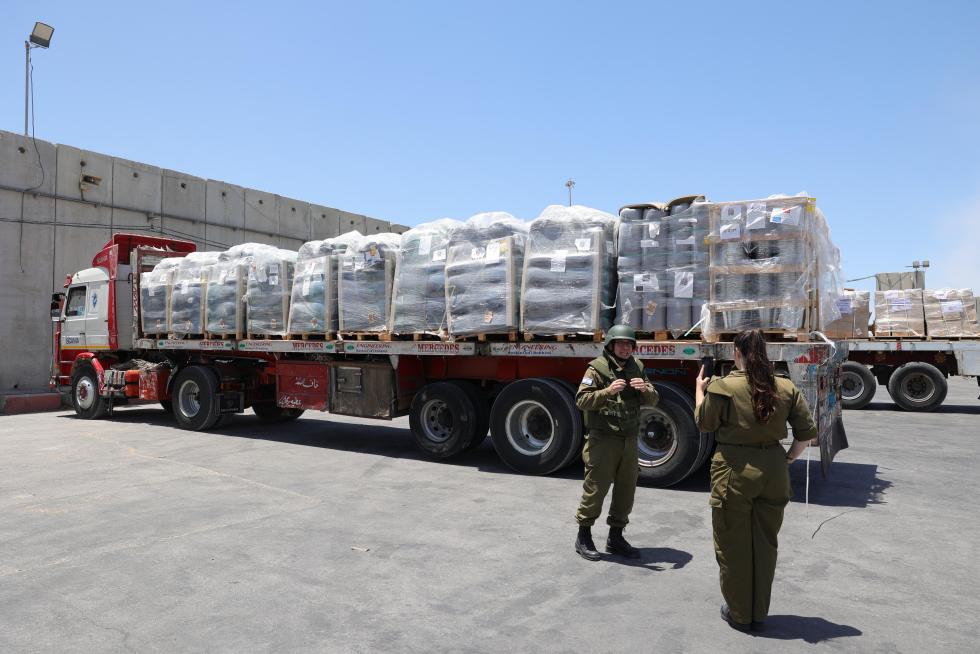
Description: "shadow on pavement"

(60, 407), (584, 479)
(789, 461), (891, 508)
(604, 546), (693, 572)
(861, 402), (980, 415)
(752, 615), (862, 643)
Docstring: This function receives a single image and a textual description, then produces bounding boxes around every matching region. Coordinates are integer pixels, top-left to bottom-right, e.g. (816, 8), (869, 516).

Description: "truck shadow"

(860, 402), (980, 415)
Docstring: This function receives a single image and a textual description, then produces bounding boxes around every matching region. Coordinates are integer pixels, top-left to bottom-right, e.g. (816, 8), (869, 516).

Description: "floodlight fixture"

(30, 22), (54, 48)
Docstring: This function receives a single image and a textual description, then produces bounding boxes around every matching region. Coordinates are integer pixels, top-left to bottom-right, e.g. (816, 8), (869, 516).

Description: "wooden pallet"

(387, 332), (446, 342)
(247, 333), (287, 340)
(704, 330), (809, 344)
(167, 333), (205, 340)
(454, 330), (520, 343)
(338, 331), (393, 342)
(205, 332), (239, 340)
(143, 333), (167, 340)
(522, 331), (603, 343)
(284, 332), (335, 341)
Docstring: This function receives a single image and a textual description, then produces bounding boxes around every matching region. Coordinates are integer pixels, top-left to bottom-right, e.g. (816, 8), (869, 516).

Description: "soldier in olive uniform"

(694, 329), (817, 632)
(573, 325), (659, 561)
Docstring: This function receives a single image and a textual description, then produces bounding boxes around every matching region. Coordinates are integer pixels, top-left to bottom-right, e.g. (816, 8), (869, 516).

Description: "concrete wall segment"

(111, 158), (162, 214)
(278, 196), (311, 241)
(0, 131), (56, 194)
(56, 145), (113, 204)
(244, 189), (278, 236)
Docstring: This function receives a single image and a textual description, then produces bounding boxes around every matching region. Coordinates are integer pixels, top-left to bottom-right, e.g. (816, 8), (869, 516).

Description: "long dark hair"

(734, 329), (777, 423)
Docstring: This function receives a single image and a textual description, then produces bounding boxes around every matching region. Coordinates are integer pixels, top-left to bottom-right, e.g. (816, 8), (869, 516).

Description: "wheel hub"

(841, 371), (864, 399)
(904, 374), (935, 402)
(178, 379), (202, 418)
(76, 377), (95, 410)
(420, 399), (453, 443)
(638, 408), (678, 467)
(505, 400), (555, 456)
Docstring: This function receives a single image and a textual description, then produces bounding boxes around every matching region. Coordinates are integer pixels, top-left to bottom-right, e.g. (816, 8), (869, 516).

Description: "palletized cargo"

(139, 257), (181, 334)
(337, 234), (400, 333)
(874, 289), (925, 337)
(445, 213), (527, 337)
(246, 247), (296, 336)
(390, 220), (461, 335)
(520, 205), (618, 336)
(170, 252), (221, 336)
(923, 289), (980, 337)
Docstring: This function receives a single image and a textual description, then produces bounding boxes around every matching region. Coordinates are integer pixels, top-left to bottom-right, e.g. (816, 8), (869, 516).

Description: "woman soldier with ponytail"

(694, 328), (817, 633)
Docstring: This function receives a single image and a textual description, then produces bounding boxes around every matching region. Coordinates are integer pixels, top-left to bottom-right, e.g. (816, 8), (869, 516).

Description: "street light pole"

(24, 40), (30, 135)
(565, 179), (575, 206)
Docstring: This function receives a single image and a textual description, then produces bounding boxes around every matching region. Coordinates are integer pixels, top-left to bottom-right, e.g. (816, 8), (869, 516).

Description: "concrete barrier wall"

(0, 129), (391, 390)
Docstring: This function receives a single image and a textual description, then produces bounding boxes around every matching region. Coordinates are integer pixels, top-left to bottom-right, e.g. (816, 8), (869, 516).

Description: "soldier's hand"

(629, 377), (647, 391)
(607, 379), (627, 394)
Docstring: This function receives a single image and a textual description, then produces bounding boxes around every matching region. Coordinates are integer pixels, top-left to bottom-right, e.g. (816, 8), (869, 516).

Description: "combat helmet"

(603, 324), (637, 348)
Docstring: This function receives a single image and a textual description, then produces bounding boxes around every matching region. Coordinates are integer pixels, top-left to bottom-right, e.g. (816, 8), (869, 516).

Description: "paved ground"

(1, 378), (978, 653)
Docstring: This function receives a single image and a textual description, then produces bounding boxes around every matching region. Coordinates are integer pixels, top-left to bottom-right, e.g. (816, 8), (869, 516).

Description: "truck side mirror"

(50, 292), (65, 321)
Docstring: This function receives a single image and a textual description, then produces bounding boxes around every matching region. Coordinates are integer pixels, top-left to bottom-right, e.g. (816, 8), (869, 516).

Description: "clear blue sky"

(4, 1), (979, 292)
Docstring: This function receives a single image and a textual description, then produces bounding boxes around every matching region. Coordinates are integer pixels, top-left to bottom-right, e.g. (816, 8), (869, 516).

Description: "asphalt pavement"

(1, 378), (978, 653)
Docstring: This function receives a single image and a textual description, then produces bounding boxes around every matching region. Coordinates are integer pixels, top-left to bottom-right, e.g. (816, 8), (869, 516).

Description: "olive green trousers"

(575, 434), (639, 528)
(710, 444), (792, 625)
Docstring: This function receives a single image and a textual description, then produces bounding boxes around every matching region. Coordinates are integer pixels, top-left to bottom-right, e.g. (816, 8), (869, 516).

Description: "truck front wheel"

(489, 378), (582, 475)
(887, 362), (948, 412)
(841, 362), (877, 410)
(71, 362), (109, 419)
(172, 366), (222, 430)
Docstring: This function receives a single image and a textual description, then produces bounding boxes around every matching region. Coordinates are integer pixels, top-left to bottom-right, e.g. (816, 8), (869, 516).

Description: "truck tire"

(252, 402), (305, 423)
(887, 362), (948, 412)
(841, 362), (877, 410)
(172, 366), (223, 431)
(456, 381), (491, 452)
(489, 378), (583, 475)
(71, 362), (109, 420)
(410, 382), (482, 459)
(636, 383), (704, 487)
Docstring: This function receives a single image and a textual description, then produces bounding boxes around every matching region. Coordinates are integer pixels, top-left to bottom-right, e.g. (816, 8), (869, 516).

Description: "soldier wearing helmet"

(573, 324), (659, 561)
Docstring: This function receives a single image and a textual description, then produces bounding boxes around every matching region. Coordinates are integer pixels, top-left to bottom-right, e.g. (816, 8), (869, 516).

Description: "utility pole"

(565, 179), (575, 206)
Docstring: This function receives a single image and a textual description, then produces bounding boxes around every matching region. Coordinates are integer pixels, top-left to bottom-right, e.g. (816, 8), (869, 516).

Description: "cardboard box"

(823, 290), (871, 339)
(923, 289), (979, 337)
(874, 289), (925, 337)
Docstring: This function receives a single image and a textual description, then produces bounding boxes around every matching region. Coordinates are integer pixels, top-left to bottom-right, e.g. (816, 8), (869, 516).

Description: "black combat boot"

(606, 526), (641, 559)
(575, 526), (601, 561)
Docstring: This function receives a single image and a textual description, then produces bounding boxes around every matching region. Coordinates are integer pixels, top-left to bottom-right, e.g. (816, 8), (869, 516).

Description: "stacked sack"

(170, 252), (221, 336)
(923, 289), (979, 337)
(390, 220), (461, 335)
(288, 231), (362, 336)
(246, 247), (297, 336)
(205, 243), (260, 337)
(663, 197), (710, 334)
(337, 233), (401, 333)
(445, 212), (527, 337)
(706, 196), (815, 336)
(521, 205), (618, 335)
(140, 257), (182, 334)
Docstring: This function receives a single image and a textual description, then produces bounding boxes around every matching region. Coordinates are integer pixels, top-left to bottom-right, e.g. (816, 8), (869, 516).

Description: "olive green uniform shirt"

(575, 353), (659, 436)
(694, 370), (817, 443)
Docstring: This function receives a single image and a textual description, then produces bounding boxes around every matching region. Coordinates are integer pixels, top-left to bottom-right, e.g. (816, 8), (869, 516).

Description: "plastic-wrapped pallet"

(615, 204), (668, 331)
(874, 289), (925, 337)
(664, 196), (708, 336)
(445, 212), (527, 337)
(169, 252), (222, 336)
(702, 195), (843, 341)
(520, 205), (618, 335)
(822, 290), (871, 339)
(140, 257), (182, 334)
(390, 220), (461, 335)
(205, 244), (270, 337)
(287, 234), (354, 337)
(246, 248), (297, 336)
(337, 234), (400, 333)
(923, 289), (979, 337)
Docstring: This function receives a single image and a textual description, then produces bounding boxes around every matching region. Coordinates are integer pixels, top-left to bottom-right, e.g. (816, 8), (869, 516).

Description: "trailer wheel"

(887, 362), (948, 412)
(252, 402), (306, 423)
(489, 378), (583, 475)
(636, 384), (704, 487)
(172, 366), (222, 431)
(841, 362), (877, 410)
(410, 382), (482, 459)
(456, 381), (491, 452)
(71, 362), (109, 420)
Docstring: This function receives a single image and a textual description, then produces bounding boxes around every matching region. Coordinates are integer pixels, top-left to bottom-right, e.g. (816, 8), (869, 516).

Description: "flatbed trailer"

(50, 234), (848, 486)
(839, 339), (980, 411)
